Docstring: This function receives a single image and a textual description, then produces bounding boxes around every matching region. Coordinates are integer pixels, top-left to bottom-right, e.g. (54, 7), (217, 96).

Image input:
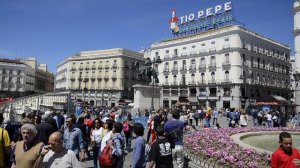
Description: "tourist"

(63, 116), (85, 161)
(148, 125), (173, 168)
(212, 108), (219, 125)
(188, 109), (194, 126)
(100, 119), (114, 153)
(11, 123), (43, 168)
(35, 131), (81, 168)
(271, 132), (300, 168)
(0, 113), (12, 168)
(123, 117), (133, 151)
(108, 122), (125, 168)
(36, 114), (55, 144)
(239, 110), (248, 127)
(90, 118), (103, 168)
(131, 123), (146, 168)
(164, 110), (185, 168)
(266, 112), (273, 127)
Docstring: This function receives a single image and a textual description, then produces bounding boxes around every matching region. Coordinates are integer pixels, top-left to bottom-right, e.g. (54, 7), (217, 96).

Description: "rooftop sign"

(170, 1), (235, 37)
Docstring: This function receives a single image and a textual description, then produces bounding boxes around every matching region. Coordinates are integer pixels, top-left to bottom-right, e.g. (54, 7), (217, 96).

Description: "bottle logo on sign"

(169, 9), (179, 33)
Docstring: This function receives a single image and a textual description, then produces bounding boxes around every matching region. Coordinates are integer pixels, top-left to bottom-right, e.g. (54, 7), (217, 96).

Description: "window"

(211, 41), (215, 44)
(183, 47), (186, 50)
(201, 43), (205, 46)
(201, 73), (205, 80)
(173, 61), (178, 70)
(182, 60), (186, 69)
(191, 74), (195, 83)
(201, 58), (205, 66)
(155, 52), (159, 57)
(174, 49), (178, 56)
(225, 54), (229, 62)
(211, 56), (216, 65)
(166, 50), (169, 53)
(225, 38), (229, 41)
(211, 72), (215, 81)
(192, 45), (195, 48)
(173, 75), (177, 84)
(225, 71), (229, 80)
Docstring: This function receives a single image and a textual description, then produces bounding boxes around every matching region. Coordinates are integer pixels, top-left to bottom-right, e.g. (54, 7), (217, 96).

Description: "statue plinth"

(132, 84), (161, 113)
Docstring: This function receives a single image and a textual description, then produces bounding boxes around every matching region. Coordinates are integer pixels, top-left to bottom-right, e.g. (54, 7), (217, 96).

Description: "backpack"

(98, 145), (115, 168)
(98, 137), (123, 168)
(166, 125), (183, 149)
(123, 122), (130, 132)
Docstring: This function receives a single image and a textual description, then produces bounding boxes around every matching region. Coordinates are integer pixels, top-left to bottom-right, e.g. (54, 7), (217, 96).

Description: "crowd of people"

(0, 105), (299, 168)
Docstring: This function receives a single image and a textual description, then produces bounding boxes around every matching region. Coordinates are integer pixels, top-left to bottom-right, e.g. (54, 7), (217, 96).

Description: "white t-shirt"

(240, 114), (248, 126)
(101, 130), (113, 152)
(42, 148), (81, 168)
(266, 114), (272, 121)
(91, 127), (103, 146)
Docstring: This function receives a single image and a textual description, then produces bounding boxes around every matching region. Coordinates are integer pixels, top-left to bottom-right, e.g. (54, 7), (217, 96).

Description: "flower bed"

(184, 127), (296, 168)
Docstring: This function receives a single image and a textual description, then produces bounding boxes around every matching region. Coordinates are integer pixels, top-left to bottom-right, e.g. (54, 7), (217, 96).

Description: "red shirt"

(271, 147), (300, 168)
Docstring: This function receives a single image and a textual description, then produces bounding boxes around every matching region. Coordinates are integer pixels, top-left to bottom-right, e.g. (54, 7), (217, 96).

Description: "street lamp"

(150, 56), (162, 112)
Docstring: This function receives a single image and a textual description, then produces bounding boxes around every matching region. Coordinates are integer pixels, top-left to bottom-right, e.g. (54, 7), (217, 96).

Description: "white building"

(0, 59), (35, 97)
(55, 48), (145, 107)
(150, 25), (290, 109)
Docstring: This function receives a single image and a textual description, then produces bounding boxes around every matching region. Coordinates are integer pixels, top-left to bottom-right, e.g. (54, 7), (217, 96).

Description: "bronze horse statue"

(134, 58), (159, 84)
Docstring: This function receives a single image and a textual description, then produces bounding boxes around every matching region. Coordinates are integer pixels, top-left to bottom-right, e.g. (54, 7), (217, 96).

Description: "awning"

(256, 95), (287, 106)
(176, 97), (189, 106)
(118, 99), (133, 104)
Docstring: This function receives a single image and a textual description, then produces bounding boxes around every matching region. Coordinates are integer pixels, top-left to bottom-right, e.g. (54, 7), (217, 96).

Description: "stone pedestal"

(133, 84), (161, 113)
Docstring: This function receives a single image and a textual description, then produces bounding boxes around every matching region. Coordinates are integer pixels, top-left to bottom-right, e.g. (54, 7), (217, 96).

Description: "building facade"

(55, 48), (145, 107)
(0, 59), (35, 98)
(292, 0), (300, 114)
(21, 58), (55, 94)
(150, 25), (291, 109)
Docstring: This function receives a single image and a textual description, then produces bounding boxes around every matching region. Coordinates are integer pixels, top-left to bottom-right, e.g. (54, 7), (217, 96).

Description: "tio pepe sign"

(179, 1), (232, 25)
(169, 1), (234, 36)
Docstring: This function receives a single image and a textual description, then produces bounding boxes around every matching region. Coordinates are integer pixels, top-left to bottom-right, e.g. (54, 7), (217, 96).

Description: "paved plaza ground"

(81, 115), (290, 168)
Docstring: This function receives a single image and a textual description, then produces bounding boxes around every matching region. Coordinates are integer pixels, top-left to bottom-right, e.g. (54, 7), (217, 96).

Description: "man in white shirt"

(36, 131), (81, 168)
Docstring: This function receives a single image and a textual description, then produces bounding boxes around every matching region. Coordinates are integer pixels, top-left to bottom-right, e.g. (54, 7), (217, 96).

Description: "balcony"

(222, 44), (231, 49)
(112, 64), (117, 69)
(172, 54), (178, 58)
(79, 66), (83, 70)
(171, 68), (178, 74)
(91, 66), (96, 70)
(221, 79), (232, 84)
(112, 75), (117, 80)
(189, 65), (197, 70)
(91, 76), (96, 80)
(105, 65), (110, 69)
(163, 68), (170, 72)
(209, 47), (217, 52)
(190, 50), (197, 55)
(104, 75), (109, 80)
(188, 81), (197, 85)
(198, 80), (206, 85)
(199, 49), (207, 53)
(164, 54), (170, 59)
(208, 63), (216, 68)
(162, 82), (169, 86)
(179, 81), (186, 86)
(208, 79), (217, 84)
(70, 76), (76, 81)
(222, 61), (231, 70)
(98, 66), (103, 70)
(171, 81), (178, 86)
(85, 66), (90, 70)
(70, 67), (76, 71)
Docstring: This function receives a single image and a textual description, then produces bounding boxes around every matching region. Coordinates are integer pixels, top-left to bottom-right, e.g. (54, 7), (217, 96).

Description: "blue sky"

(0, 0), (295, 73)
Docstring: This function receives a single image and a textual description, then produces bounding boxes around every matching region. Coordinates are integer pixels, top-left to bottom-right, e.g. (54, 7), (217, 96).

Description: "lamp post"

(150, 56), (162, 112)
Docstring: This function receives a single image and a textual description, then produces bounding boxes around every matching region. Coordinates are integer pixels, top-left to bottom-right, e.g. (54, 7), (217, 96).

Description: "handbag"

(1, 128), (11, 168)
